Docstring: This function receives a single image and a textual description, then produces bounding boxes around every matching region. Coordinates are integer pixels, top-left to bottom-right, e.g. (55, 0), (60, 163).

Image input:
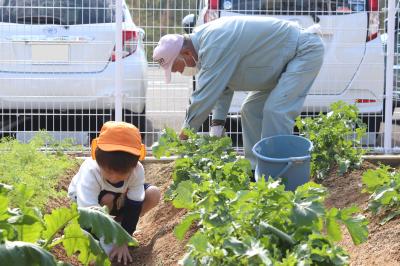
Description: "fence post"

(114, 0), (123, 122)
(384, 0), (396, 153)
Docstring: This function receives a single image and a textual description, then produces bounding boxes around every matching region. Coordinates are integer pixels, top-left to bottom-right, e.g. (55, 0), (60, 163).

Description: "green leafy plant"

(295, 101), (366, 179)
(153, 128), (369, 265)
(0, 132), (79, 208)
(362, 165), (400, 224)
(0, 183), (138, 266)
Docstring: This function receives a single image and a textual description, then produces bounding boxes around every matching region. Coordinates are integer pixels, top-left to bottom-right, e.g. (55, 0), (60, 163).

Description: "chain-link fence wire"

(127, 0), (395, 153)
(0, 0), (397, 153)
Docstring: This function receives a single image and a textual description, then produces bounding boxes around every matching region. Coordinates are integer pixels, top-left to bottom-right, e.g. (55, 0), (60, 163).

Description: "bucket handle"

(276, 161), (293, 177)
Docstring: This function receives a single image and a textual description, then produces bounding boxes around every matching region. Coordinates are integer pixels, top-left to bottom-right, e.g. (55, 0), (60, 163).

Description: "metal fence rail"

(0, 0), (398, 154)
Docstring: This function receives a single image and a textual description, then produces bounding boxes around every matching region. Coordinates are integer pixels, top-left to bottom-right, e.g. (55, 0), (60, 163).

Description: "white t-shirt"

(68, 158), (145, 207)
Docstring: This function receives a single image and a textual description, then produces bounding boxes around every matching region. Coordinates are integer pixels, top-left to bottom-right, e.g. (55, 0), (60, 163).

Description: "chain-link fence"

(0, 0), (398, 153)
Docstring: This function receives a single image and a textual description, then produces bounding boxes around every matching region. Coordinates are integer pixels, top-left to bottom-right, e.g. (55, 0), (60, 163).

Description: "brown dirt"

(127, 161), (189, 266)
(321, 162), (400, 266)
(50, 159), (400, 266)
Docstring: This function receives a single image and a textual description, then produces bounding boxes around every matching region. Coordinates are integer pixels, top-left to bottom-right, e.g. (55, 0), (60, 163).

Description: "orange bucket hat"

(91, 121), (146, 161)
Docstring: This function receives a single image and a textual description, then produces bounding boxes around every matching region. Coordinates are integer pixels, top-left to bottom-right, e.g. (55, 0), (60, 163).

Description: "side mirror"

(182, 14), (195, 34)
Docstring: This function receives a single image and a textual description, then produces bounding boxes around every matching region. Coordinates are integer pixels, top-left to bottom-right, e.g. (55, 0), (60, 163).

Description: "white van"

(183, 0), (385, 143)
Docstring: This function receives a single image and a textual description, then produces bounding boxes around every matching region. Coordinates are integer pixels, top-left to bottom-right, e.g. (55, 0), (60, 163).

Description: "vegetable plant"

(0, 132), (79, 208)
(362, 165), (400, 224)
(0, 183), (138, 266)
(153, 128), (369, 265)
(295, 101), (366, 179)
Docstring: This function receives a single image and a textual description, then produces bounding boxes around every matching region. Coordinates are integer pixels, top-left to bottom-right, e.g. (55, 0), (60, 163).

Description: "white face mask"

(180, 56), (199, 77)
(181, 66), (198, 76)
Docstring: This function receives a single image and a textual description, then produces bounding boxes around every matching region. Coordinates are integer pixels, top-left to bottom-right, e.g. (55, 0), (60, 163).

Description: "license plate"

(31, 44), (69, 64)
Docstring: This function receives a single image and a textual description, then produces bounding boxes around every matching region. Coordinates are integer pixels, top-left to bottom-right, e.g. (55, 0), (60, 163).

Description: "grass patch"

(0, 132), (79, 209)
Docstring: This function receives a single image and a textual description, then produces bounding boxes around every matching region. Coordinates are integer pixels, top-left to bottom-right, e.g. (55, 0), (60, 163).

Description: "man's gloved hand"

(210, 125), (225, 137)
(210, 119), (226, 137)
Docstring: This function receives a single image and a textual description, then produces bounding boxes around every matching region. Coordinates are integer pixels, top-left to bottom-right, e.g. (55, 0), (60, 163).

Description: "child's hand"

(109, 243), (133, 265)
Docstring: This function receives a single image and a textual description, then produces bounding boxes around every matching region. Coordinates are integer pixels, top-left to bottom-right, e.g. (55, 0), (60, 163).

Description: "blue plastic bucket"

(252, 135), (313, 191)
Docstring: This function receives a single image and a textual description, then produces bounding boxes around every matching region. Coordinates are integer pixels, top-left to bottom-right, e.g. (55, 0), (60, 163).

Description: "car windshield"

(0, 0), (116, 24)
(220, 0), (367, 15)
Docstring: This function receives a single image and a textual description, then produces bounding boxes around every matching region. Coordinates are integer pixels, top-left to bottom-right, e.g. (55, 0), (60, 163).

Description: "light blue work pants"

(241, 32), (324, 168)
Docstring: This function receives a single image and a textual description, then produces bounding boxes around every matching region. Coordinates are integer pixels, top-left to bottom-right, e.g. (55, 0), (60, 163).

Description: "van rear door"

(217, 0), (369, 95)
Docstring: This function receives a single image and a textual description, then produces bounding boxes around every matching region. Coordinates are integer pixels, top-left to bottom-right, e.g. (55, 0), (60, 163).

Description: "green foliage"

(0, 132), (79, 209)
(0, 183), (138, 266)
(78, 207), (134, 246)
(0, 241), (69, 266)
(362, 165), (400, 224)
(152, 128), (369, 265)
(295, 101), (366, 179)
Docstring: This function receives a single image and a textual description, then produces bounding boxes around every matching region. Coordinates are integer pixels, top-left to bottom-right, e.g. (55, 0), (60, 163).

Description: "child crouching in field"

(68, 121), (161, 264)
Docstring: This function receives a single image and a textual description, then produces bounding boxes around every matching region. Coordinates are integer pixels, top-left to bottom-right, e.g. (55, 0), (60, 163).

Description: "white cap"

(152, 34), (184, 83)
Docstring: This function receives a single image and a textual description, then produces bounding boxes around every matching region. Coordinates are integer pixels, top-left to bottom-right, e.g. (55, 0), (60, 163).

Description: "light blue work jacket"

(184, 16), (301, 130)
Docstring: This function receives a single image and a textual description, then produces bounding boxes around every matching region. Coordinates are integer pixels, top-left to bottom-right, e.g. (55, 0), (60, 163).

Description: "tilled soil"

(50, 159), (400, 266)
(127, 161), (188, 266)
(321, 162), (400, 266)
